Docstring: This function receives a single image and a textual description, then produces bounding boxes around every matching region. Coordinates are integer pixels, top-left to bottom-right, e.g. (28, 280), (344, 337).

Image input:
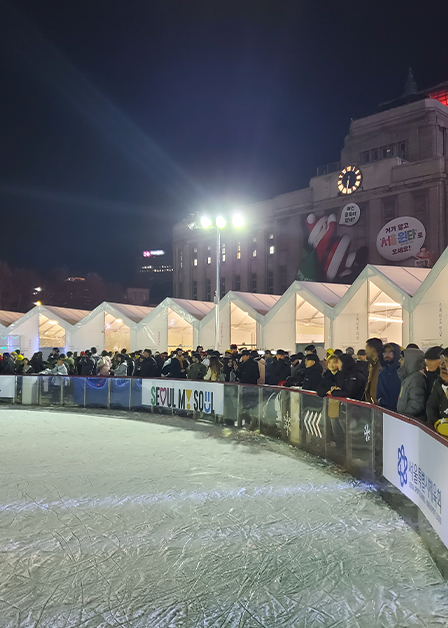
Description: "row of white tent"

(2, 250), (448, 355)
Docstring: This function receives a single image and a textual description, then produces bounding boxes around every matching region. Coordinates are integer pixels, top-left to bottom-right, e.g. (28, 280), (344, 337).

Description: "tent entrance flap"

(167, 308), (193, 351)
(104, 313), (131, 352)
(230, 302), (256, 348)
(368, 281), (403, 345)
(296, 295), (324, 344)
(39, 314), (66, 349)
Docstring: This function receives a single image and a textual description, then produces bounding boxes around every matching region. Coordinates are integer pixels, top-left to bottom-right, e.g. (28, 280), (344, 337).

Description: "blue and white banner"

(0, 375), (15, 398)
(383, 413), (448, 549)
(141, 379), (224, 415)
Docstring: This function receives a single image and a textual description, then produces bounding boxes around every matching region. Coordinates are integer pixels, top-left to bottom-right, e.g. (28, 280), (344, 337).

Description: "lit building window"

(236, 242), (241, 260)
(252, 249), (257, 257)
(221, 244), (226, 262)
(269, 245), (275, 255)
(179, 251), (183, 269)
(253, 236), (257, 243)
(193, 259), (198, 267)
(207, 245), (211, 251)
(269, 233), (274, 240)
(193, 247), (197, 253)
(207, 256), (211, 265)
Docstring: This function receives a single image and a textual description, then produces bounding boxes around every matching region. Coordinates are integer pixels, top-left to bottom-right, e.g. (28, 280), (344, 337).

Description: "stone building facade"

(173, 83), (448, 301)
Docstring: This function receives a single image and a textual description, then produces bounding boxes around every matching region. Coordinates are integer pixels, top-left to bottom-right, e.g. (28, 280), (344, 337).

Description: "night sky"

(1, 0), (447, 283)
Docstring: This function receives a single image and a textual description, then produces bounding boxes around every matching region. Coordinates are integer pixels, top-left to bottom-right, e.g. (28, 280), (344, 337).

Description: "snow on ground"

(0, 409), (448, 628)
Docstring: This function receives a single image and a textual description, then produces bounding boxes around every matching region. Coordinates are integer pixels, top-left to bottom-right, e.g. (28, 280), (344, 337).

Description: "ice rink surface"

(1, 409), (448, 628)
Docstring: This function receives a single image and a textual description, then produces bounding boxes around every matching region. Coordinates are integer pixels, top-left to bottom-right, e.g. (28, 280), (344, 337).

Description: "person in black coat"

(355, 349), (369, 380)
(165, 349), (187, 378)
(139, 350), (158, 378)
(236, 350), (260, 384)
(79, 351), (95, 376)
(301, 354), (323, 392)
(270, 350), (291, 385)
(317, 355), (340, 397)
(424, 346), (443, 396)
(30, 351), (45, 374)
(331, 354), (366, 400)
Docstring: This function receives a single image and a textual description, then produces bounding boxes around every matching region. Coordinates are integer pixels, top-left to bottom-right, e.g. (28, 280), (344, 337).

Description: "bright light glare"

(34, 301), (42, 306)
(115, 319), (123, 324)
(35, 286), (42, 292)
(215, 215), (226, 229)
(231, 214), (244, 229)
(200, 215), (212, 229)
(48, 320), (58, 325)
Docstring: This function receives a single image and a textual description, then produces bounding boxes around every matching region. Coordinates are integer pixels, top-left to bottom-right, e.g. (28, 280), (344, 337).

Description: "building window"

(269, 233), (274, 240)
(179, 251), (183, 269)
(279, 265), (287, 293)
(206, 278), (211, 301)
(207, 256), (211, 265)
(193, 281), (197, 300)
(193, 247), (197, 253)
(413, 192), (427, 222)
(382, 197), (396, 223)
(207, 245), (211, 251)
(252, 249), (257, 257)
(236, 242), (241, 260)
(234, 275), (241, 291)
(253, 236), (257, 243)
(178, 283), (183, 298)
(399, 142), (407, 159)
(267, 270), (274, 294)
(221, 244), (226, 262)
(372, 148), (379, 161)
(220, 277), (226, 298)
(193, 259), (198, 267)
(251, 273), (257, 292)
(269, 245), (275, 255)
(360, 150), (370, 164)
(192, 246), (197, 267)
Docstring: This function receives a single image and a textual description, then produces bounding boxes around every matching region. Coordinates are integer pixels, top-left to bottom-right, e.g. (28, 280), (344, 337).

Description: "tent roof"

(43, 306), (90, 325)
(0, 310), (25, 327)
(169, 298), (214, 320)
(108, 303), (154, 323)
(231, 292), (281, 315)
(371, 265), (430, 296)
(296, 281), (349, 306)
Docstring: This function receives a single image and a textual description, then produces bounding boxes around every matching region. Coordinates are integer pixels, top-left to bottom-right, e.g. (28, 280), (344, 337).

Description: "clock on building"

(337, 166), (362, 195)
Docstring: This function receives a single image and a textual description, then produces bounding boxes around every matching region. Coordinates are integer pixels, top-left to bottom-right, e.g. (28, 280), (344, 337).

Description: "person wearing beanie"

(397, 348), (427, 419)
(424, 346), (443, 395)
(301, 353), (323, 392)
(376, 343), (402, 412)
(331, 354), (366, 400)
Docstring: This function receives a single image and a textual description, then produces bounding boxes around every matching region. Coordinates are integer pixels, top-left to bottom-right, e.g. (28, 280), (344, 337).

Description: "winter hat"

(305, 354), (320, 365)
(424, 346), (443, 360)
(338, 354), (355, 370)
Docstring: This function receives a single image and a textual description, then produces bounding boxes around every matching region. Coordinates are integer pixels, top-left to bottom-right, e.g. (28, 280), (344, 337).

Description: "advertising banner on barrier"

(141, 379), (224, 415)
(383, 413), (448, 549)
(0, 376), (15, 398)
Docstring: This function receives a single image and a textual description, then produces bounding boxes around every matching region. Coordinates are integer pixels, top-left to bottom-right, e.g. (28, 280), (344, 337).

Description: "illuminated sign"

(143, 250), (165, 257)
(376, 216), (426, 261)
(339, 203), (360, 226)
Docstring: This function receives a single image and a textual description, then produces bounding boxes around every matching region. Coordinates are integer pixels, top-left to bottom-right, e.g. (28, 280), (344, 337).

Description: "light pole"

(190, 213), (244, 351)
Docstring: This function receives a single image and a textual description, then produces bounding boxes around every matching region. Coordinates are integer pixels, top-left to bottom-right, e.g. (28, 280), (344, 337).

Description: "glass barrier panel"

(85, 377), (108, 409)
(61, 376), (75, 406)
(289, 390), (302, 447)
(223, 383), (238, 426)
(238, 385), (260, 431)
(300, 391), (325, 458)
(38, 375), (56, 406)
(110, 377), (131, 409)
(72, 377), (87, 407)
(131, 378), (144, 410)
(0, 375), (16, 404)
(345, 400), (375, 481)
(19, 374), (40, 405)
(260, 386), (283, 439)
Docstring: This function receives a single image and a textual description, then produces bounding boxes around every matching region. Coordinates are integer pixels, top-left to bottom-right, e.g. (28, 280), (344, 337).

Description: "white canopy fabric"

(43, 306), (90, 326)
(0, 310), (24, 327)
(108, 303), (154, 323)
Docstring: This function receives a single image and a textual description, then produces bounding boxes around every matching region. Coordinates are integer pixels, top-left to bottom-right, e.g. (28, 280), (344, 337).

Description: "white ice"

(1, 408), (448, 628)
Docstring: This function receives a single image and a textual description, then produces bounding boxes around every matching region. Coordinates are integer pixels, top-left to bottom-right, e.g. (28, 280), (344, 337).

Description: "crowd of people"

(1, 340), (448, 435)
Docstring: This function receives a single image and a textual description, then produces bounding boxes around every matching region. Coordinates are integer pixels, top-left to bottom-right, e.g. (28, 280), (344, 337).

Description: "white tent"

(138, 298), (214, 352)
(411, 248), (448, 348)
(331, 265), (430, 350)
(71, 302), (152, 353)
(7, 305), (89, 355)
(0, 310), (25, 353)
(262, 282), (349, 352)
(200, 292), (280, 351)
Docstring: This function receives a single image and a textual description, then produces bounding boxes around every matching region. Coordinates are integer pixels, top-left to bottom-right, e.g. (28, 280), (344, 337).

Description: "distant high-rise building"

(136, 250), (173, 303)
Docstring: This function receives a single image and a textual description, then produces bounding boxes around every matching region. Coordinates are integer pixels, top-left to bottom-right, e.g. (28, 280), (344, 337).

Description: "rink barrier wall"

(1, 373), (448, 578)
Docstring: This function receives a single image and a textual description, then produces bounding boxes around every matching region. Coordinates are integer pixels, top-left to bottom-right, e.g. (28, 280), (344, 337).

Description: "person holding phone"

(427, 350), (448, 432)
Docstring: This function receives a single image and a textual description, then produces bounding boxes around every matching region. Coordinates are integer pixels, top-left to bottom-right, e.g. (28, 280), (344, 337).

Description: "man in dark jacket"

(139, 349), (158, 378)
(1, 353), (15, 374)
(376, 343), (402, 411)
(332, 354), (366, 400)
(271, 350), (291, 385)
(355, 349), (369, 380)
(264, 350), (274, 384)
(365, 337), (383, 403)
(397, 348), (427, 419)
(165, 349), (187, 378)
(187, 353), (207, 380)
(424, 346), (443, 396)
(301, 354), (323, 392)
(236, 350), (260, 384)
(427, 349), (448, 427)
(80, 351), (95, 376)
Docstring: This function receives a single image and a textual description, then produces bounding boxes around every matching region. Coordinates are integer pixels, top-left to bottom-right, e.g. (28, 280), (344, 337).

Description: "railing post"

(321, 396), (327, 458)
(128, 378), (132, 410)
(107, 377), (111, 409)
(38, 376), (42, 406)
(236, 384), (242, 429)
(83, 378), (87, 408)
(258, 386), (263, 432)
(60, 380), (64, 406)
(12, 376), (16, 404)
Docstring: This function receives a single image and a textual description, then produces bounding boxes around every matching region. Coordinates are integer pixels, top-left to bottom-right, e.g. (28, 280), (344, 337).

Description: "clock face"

(338, 166), (362, 194)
